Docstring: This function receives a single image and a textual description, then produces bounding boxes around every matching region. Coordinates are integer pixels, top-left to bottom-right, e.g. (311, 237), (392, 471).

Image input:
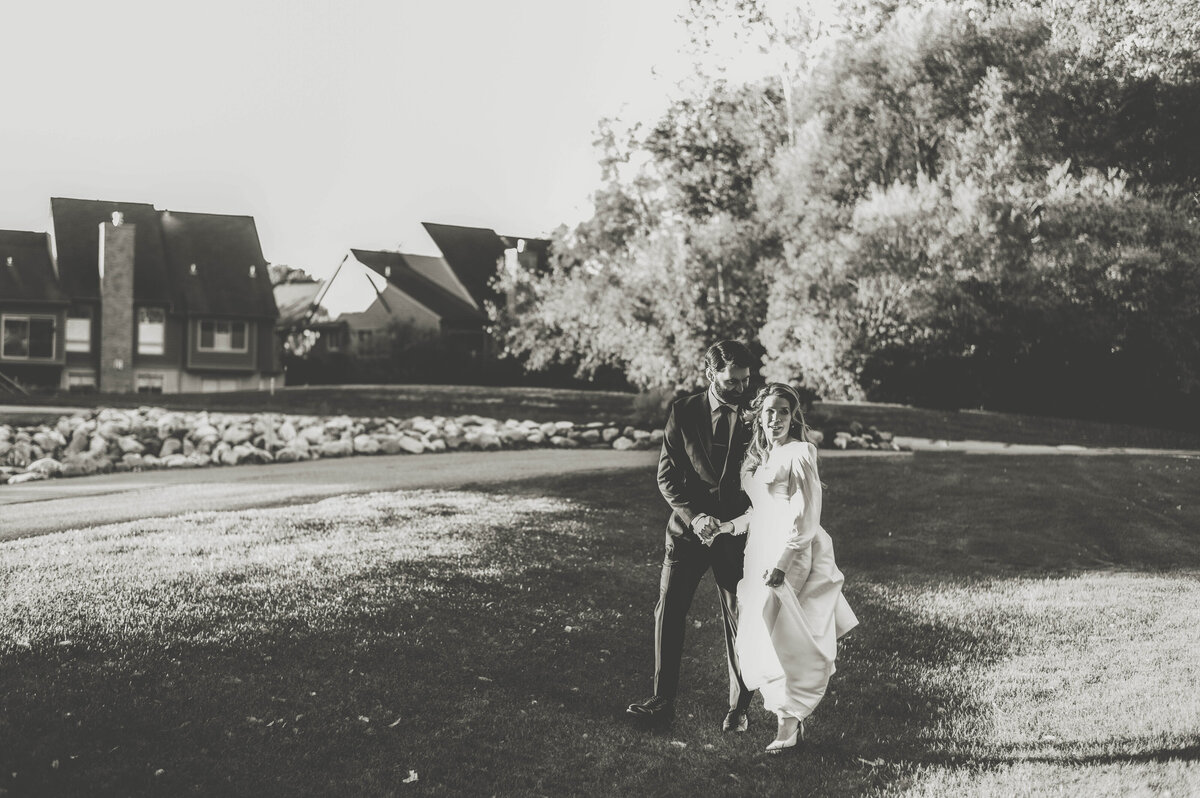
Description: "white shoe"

(765, 719), (804, 754)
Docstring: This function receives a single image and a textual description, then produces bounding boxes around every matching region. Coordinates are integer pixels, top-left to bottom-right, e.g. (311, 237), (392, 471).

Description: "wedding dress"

(731, 439), (858, 721)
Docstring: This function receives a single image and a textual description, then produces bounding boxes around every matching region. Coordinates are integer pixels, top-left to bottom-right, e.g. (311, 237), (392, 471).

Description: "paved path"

(1, 449), (662, 541)
(4, 437), (1195, 542)
(894, 436), (1200, 457)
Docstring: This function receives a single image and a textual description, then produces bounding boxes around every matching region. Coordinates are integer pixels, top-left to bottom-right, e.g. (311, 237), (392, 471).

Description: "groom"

(626, 340), (755, 731)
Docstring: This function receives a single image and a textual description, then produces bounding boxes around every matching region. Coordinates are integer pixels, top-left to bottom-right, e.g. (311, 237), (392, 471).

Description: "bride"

(706, 383), (858, 753)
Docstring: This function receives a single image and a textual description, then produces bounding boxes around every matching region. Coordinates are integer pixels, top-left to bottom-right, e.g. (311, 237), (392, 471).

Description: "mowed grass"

(2, 454), (1199, 796)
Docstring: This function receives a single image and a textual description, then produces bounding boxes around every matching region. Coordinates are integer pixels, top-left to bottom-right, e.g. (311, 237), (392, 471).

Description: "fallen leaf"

(477, 676), (493, 683)
(669, 740), (687, 748)
(358, 716), (370, 723)
(388, 716), (403, 728)
(403, 770), (419, 784)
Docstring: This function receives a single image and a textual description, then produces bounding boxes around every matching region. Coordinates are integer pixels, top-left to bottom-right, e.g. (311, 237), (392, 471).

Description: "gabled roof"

(350, 249), (484, 325)
(0, 230), (67, 304)
(398, 252), (476, 308)
(160, 210), (278, 318)
(421, 222), (507, 309)
(273, 280), (324, 327)
(49, 198), (172, 304)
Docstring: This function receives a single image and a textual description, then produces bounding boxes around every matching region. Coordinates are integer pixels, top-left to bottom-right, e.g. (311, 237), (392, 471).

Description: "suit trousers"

(653, 531), (753, 711)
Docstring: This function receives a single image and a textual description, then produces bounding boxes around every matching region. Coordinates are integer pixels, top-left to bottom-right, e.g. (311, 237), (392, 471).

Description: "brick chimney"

(99, 216), (136, 393)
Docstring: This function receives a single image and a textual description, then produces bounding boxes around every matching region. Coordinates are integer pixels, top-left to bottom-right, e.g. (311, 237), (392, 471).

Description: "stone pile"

(824, 421), (904, 451)
(0, 407), (905, 486)
(0, 407), (665, 485)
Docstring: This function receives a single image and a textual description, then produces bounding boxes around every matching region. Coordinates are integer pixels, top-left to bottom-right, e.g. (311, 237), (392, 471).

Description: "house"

(420, 222), (551, 309)
(0, 197), (281, 394)
(304, 248), (486, 359)
(276, 222), (550, 370)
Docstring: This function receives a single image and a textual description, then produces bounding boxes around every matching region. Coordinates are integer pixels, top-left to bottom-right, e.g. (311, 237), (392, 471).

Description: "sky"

(0, 0), (694, 277)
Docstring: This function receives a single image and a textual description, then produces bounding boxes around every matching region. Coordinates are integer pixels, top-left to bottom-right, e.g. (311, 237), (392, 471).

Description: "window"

(66, 308), (92, 353)
(67, 371), (96, 392)
(137, 308), (165, 356)
(2, 315), (56, 360)
(198, 320), (249, 353)
(324, 330), (341, 352)
(136, 372), (164, 394)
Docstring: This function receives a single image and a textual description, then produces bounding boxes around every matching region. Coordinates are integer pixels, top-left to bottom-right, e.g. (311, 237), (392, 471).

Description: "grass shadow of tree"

(3, 461), (1197, 796)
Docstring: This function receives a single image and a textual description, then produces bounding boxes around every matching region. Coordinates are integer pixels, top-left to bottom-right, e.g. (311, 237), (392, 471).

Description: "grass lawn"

(4, 384), (1200, 451)
(2, 453), (1199, 796)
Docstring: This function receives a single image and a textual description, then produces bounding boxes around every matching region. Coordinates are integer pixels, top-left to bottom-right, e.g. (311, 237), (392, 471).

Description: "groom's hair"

(704, 340), (754, 373)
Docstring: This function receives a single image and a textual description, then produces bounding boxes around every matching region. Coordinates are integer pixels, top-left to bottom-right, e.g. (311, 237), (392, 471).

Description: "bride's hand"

(764, 568), (786, 587)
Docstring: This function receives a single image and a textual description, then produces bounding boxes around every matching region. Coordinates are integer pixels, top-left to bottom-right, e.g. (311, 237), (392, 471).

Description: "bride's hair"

(740, 382), (811, 479)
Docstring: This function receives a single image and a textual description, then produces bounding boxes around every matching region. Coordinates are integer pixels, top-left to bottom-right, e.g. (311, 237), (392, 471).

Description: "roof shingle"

(350, 249), (483, 326)
(0, 230), (66, 304)
(160, 210), (278, 318)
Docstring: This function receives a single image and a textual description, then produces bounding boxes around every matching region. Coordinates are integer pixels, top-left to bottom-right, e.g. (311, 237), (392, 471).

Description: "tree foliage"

(493, 0), (1200, 424)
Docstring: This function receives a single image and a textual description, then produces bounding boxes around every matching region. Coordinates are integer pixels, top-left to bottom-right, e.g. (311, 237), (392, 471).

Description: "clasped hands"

(694, 515), (734, 547)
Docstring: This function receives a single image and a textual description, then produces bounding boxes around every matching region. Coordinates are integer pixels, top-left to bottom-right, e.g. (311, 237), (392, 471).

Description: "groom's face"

(707, 365), (751, 405)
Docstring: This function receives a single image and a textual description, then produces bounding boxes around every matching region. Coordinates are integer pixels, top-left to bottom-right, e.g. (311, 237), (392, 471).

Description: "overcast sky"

(0, 0), (692, 276)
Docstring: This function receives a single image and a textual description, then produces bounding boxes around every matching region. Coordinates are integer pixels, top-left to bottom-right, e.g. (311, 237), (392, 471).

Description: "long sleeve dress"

(730, 439), (858, 720)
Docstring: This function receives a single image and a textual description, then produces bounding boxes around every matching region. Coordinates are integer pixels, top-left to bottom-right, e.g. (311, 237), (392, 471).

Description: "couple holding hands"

(626, 340), (858, 753)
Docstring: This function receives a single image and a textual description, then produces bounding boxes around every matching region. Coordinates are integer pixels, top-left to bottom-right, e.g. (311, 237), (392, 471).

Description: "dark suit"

(652, 389), (753, 710)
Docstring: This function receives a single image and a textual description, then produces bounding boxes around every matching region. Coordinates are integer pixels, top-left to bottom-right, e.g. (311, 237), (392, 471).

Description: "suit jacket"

(657, 390), (751, 541)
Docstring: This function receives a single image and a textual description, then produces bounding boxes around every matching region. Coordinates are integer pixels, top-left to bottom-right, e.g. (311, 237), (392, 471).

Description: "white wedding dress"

(731, 439), (858, 720)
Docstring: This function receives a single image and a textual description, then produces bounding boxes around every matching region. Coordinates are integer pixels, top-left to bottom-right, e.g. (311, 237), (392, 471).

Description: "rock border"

(0, 407), (904, 485)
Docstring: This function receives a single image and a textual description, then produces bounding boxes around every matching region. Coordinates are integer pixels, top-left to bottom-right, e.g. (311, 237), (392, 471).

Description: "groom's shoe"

(626, 695), (674, 724)
(722, 708), (750, 733)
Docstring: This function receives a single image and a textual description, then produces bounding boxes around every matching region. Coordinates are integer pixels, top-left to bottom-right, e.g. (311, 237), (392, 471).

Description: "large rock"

(26, 457), (62, 476)
(33, 430), (66, 453)
(300, 426), (328, 445)
(64, 427), (90, 457)
(117, 436), (145, 454)
(601, 427), (621, 443)
(3, 441), (33, 468)
(222, 426), (253, 445)
(60, 454), (107, 478)
(611, 437), (636, 451)
(397, 436), (426, 454)
(277, 420), (297, 442)
(274, 446), (308, 463)
(159, 438), (183, 458)
(86, 435), (109, 457)
(318, 439), (353, 458)
(550, 435), (579, 448)
(353, 435), (381, 455)
(7, 471), (47, 484)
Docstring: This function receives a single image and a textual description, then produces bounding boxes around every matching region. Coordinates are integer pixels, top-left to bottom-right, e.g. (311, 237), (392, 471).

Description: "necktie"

(712, 404), (732, 470)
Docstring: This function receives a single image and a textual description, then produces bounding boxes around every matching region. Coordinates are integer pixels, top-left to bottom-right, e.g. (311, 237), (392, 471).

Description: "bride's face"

(759, 395), (793, 444)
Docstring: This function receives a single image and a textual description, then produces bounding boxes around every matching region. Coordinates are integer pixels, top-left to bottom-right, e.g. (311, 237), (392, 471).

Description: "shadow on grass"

(3, 461), (1197, 797)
